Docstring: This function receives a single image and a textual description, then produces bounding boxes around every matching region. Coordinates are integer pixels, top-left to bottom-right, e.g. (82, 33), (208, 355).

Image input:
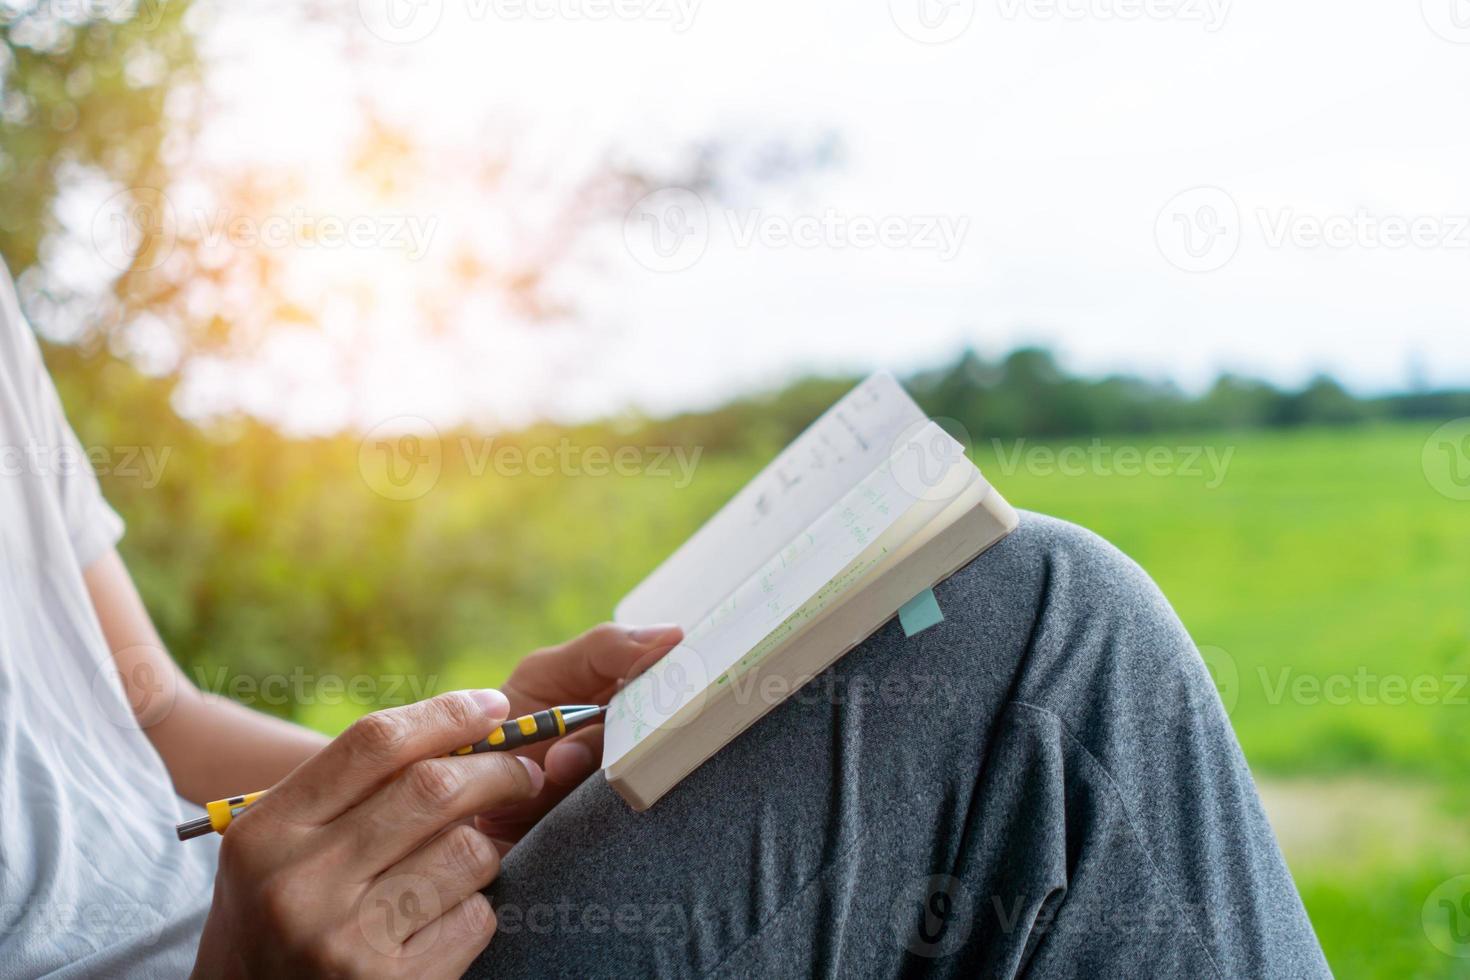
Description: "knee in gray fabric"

(940, 510), (1165, 620)
(1008, 515), (1217, 724)
(941, 510), (1200, 692)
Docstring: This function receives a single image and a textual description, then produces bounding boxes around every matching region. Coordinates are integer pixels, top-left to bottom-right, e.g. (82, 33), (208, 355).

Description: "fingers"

(468, 727), (599, 846)
(509, 622), (683, 706)
(401, 893), (497, 977)
(542, 724), (603, 786)
(261, 690), (512, 827)
(340, 751), (544, 873)
(469, 721), (604, 843)
(354, 870), (497, 980)
(379, 823), (502, 932)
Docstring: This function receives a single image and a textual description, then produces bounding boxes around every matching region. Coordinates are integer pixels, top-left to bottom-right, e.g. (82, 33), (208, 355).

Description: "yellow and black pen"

(175, 704), (606, 842)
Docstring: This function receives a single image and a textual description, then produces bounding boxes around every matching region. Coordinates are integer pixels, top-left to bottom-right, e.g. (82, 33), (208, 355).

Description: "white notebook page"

(614, 372), (929, 629)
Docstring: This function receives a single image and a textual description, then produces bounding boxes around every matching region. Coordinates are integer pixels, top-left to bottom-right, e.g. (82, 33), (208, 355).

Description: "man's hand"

(193, 690), (540, 979)
(191, 624), (681, 975)
(475, 622), (682, 845)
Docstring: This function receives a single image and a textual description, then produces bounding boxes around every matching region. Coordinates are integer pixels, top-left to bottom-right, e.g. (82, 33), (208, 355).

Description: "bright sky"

(130, 0), (1470, 432)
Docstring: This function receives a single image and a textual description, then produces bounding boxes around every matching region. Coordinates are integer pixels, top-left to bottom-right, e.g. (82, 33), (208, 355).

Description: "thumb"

(517, 622), (683, 702)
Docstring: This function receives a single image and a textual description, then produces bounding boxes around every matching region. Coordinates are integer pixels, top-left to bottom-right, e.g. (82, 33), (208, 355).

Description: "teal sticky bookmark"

(898, 588), (944, 637)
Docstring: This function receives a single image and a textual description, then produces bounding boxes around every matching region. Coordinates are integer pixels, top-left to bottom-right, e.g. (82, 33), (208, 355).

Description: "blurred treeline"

(40, 337), (1470, 719)
(649, 348), (1470, 450)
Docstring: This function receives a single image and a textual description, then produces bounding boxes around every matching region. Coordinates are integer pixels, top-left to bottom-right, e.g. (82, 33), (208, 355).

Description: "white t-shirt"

(0, 265), (218, 978)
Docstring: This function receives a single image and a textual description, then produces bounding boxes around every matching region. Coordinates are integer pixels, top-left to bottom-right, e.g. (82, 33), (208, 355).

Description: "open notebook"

(602, 372), (1018, 810)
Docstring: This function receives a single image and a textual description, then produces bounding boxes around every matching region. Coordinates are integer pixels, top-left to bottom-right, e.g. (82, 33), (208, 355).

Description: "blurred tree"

(5, 1), (812, 378)
(1198, 373), (1280, 430)
(1271, 374), (1368, 428)
(1, 0), (199, 303)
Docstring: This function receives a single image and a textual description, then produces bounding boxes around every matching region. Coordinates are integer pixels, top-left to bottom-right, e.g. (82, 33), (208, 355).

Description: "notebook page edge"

(612, 371), (926, 626)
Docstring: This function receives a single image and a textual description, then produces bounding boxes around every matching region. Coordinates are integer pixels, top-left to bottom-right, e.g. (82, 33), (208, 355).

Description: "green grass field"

(291, 421), (1469, 977)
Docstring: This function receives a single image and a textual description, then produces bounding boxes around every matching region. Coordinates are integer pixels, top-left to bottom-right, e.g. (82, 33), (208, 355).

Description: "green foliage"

(1, 0), (198, 276)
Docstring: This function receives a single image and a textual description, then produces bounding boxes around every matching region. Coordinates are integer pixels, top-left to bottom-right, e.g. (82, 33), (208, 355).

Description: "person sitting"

(0, 263), (1329, 978)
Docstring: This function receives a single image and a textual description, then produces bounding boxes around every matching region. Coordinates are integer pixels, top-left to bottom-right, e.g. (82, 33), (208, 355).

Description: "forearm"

(151, 681), (328, 804)
(84, 549), (328, 805)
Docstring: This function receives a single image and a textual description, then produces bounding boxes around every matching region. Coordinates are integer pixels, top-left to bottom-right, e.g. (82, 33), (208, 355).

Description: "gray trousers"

(469, 513), (1331, 978)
